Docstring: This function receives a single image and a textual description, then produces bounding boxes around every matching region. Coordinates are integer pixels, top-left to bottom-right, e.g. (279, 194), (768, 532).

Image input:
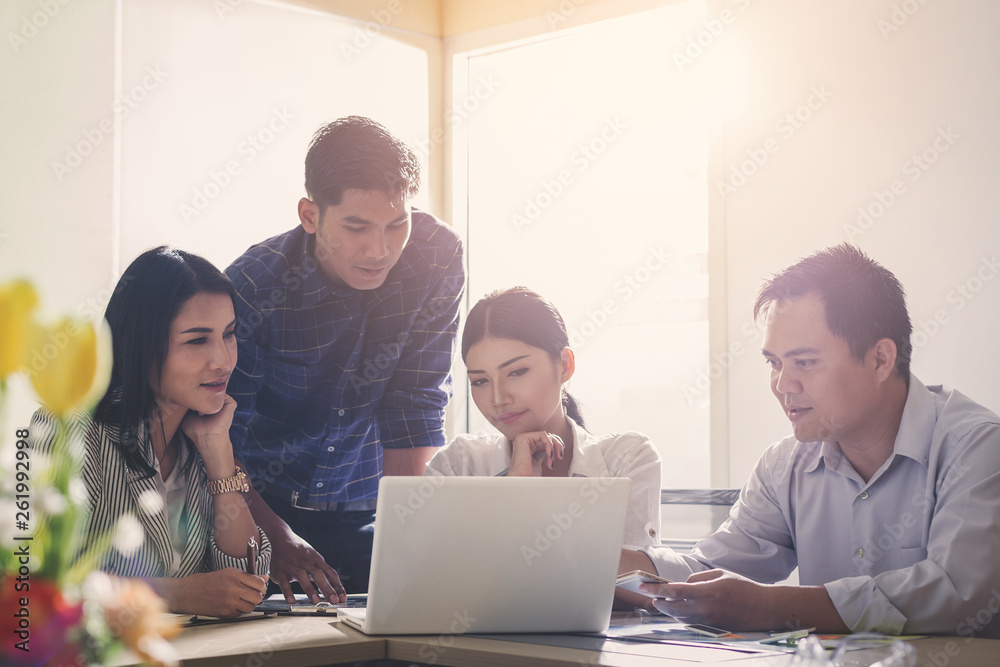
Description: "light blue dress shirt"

(643, 376), (1000, 637)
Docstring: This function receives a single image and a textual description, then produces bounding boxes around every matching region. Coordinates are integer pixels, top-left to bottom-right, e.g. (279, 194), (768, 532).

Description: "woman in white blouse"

(426, 287), (662, 548)
(32, 247), (270, 617)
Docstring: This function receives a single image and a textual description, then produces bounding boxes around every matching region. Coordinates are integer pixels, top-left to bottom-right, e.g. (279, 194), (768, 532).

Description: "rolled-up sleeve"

(209, 527), (272, 576)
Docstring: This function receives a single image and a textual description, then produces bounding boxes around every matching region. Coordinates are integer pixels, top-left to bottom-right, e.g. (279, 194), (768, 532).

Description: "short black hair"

(753, 244), (913, 380)
(96, 246), (236, 477)
(304, 116), (420, 213)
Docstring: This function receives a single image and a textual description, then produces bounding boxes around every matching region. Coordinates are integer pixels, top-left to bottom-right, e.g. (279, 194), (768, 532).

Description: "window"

(454, 1), (717, 487)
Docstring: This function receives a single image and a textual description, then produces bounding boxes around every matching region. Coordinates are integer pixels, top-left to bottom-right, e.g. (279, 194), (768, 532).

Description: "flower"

(0, 576), (84, 665)
(0, 280), (38, 381)
(87, 572), (181, 667)
(24, 317), (112, 417)
(0, 279), (176, 666)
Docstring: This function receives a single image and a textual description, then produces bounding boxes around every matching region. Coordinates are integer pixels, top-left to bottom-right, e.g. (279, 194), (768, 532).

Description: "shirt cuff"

(823, 576), (907, 635)
(209, 527), (272, 575)
(639, 545), (702, 581)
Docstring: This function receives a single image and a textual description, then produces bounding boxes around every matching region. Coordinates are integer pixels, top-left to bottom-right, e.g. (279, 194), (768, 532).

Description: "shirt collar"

(567, 420), (611, 477)
(888, 374), (934, 468)
(801, 374), (934, 474)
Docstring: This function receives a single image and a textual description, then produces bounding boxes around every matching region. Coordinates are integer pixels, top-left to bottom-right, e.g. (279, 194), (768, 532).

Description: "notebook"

(338, 475), (631, 635)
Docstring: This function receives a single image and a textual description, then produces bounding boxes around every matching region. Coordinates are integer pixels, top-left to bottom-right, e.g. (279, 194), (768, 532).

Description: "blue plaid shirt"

(225, 210), (465, 502)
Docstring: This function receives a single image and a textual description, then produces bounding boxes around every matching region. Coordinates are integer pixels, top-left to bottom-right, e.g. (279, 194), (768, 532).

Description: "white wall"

(1, 0), (117, 316)
(0, 0), (432, 427)
(4, 0), (999, 484)
(717, 0), (1000, 482)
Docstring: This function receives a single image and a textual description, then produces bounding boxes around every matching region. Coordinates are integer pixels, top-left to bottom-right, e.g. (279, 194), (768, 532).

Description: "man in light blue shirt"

(623, 244), (1000, 637)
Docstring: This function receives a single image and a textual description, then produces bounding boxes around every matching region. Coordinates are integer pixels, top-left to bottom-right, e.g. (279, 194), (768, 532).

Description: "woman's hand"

(181, 394), (237, 473)
(151, 569), (268, 618)
(508, 431), (565, 477)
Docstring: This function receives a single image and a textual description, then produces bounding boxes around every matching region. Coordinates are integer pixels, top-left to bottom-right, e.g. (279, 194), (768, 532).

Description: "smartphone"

(615, 570), (672, 597)
(684, 623), (732, 638)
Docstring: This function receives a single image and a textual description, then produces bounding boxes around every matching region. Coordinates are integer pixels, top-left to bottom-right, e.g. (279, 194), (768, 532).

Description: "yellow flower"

(0, 279), (39, 381)
(26, 317), (112, 417)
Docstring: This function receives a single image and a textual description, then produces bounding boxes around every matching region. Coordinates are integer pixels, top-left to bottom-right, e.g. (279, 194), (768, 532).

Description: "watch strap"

(207, 465), (249, 496)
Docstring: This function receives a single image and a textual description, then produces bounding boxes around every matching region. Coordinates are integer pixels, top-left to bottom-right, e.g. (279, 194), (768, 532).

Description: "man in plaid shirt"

(226, 117), (464, 599)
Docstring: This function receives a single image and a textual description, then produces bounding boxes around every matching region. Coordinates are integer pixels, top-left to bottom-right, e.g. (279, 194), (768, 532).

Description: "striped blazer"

(30, 409), (270, 578)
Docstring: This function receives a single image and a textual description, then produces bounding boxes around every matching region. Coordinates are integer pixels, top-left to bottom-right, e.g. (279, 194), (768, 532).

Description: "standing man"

(226, 117), (465, 601)
(622, 244), (1000, 637)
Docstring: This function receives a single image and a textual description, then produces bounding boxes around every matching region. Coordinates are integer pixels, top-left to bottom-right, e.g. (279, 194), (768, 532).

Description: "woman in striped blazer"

(33, 247), (271, 617)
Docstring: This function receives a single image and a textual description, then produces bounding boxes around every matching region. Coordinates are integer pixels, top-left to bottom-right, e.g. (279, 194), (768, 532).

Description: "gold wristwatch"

(207, 466), (249, 496)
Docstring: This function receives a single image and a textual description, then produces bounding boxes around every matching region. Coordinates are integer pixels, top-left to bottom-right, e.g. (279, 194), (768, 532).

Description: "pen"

(247, 536), (258, 575)
(760, 627), (814, 644)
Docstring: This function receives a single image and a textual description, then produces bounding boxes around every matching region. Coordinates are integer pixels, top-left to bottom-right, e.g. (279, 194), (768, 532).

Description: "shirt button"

(859, 491), (869, 500)
(338, 409), (345, 416)
(327, 446), (335, 452)
(316, 482), (324, 488)
(856, 548), (865, 558)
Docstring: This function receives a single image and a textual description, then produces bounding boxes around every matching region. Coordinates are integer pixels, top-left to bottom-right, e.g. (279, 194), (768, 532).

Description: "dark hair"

(462, 287), (585, 428)
(753, 243), (913, 380)
(96, 246), (237, 477)
(304, 116), (421, 213)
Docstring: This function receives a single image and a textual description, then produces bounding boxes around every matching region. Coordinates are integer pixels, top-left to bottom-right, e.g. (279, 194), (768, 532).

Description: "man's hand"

(643, 569), (769, 630)
(508, 431), (565, 477)
(642, 569), (849, 633)
(268, 525), (347, 605)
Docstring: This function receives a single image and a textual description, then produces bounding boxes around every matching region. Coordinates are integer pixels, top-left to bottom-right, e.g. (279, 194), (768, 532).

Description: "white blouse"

(426, 419), (662, 548)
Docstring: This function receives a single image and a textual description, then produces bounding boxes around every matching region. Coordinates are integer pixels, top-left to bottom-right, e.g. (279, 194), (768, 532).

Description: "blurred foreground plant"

(0, 278), (179, 666)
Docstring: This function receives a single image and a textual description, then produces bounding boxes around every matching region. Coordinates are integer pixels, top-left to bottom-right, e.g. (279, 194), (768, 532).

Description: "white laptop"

(338, 476), (630, 635)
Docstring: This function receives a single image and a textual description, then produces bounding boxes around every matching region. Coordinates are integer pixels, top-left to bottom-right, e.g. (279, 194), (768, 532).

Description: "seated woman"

(32, 247), (270, 617)
(426, 287), (661, 548)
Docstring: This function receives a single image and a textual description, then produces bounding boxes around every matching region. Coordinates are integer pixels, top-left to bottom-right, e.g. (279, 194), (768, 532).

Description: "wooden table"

(115, 614), (1000, 666)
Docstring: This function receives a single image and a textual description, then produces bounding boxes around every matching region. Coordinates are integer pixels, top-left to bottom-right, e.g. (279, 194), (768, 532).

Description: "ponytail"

(563, 390), (586, 429)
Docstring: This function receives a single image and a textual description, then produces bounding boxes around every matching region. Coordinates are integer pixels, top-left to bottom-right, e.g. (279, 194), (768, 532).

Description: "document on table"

(254, 593), (367, 615)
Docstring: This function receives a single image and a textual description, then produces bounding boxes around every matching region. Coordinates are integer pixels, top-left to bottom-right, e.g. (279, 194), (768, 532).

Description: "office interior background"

(2, 0), (999, 491)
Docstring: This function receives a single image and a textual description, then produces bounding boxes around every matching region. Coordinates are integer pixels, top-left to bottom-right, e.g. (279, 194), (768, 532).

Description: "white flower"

(113, 514), (145, 556)
(137, 489), (164, 516)
(38, 487), (69, 516)
(69, 477), (88, 504)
